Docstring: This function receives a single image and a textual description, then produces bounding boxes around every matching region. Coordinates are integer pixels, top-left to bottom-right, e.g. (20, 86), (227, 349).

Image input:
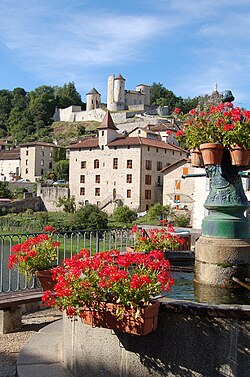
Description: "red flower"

(44, 226), (56, 233)
(174, 107), (180, 114)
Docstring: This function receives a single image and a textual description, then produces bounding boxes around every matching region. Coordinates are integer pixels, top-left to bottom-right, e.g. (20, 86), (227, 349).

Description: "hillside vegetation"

(52, 120), (100, 145)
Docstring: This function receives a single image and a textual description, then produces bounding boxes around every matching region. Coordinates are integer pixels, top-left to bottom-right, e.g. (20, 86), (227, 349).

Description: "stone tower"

(86, 88), (101, 112)
(136, 84), (150, 106)
(107, 74), (126, 111)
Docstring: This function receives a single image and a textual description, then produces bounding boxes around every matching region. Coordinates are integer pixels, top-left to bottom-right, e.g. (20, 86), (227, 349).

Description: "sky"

(0, 0), (250, 108)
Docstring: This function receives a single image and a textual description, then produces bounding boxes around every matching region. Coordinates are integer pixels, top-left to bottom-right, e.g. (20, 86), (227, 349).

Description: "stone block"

(0, 307), (22, 334)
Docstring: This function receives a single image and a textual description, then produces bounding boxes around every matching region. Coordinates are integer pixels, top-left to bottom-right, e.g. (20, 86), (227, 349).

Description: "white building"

(69, 111), (188, 214)
(162, 159), (210, 229)
(0, 149), (20, 181)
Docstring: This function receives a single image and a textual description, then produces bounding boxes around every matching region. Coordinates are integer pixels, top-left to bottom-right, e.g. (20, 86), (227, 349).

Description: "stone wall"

(0, 197), (43, 214)
(62, 300), (250, 377)
(37, 184), (69, 212)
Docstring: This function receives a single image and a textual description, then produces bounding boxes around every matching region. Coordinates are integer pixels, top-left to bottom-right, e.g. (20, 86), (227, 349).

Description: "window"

(127, 160), (133, 168)
(49, 162), (52, 169)
(25, 168), (28, 174)
(95, 188), (100, 196)
(41, 151), (44, 157)
(80, 175), (85, 183)
(49, 152), (52, 157)
(145, 160), (152, 170)
(26, 150), (28, 156)
(157, 161), (162, 171)
(156, 148), (158, 153)
(145, 175), (151, 185)
(81, 161), (86, 169)
(175, 180), (181, 190)
(126, 174), (132, 183)
(101, 145), (104, 150)
(148, 147), (150, 151)
(80, 187), (85, 195)
(41, 169), (44, 175)
(157, 176), (161, 187)
(95, 175), (100, 183)
(40, 160), (44, 166)
(113, 158), (118, 169)
(94, 159), (99, 169)
(26, 159), (28, 166)
(102, 131), (104, 136)
(127, 189), (131, 198)
(145, 190), (151, 199)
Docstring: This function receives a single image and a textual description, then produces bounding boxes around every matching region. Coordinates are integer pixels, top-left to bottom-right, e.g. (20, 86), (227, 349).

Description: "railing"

(0, 228), (134, 293)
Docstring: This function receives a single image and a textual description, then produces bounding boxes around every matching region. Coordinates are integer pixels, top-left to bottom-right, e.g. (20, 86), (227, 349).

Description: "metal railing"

(0, 228), (134, 293)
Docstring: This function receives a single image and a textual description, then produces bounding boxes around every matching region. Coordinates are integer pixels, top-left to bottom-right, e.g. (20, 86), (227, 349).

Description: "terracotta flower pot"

(190, 148), (204, 168)
(81, 301), (160, 336)
(199, 143), (224, 166)
(229, 145), (250, 166)
(36, 269), (55, 291)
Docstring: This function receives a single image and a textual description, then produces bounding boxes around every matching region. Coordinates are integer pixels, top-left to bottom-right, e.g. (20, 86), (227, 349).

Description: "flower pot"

(190, 148), (204, 168)
(81, 301), (160, 336)
(229, 145), (250, 166)
(199, 143), (224, 166)
(36, 270), (55, 291)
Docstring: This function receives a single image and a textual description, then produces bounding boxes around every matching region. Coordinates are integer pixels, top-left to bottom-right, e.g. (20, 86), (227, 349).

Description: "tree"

(57, 196), (76, 213)
(147, 203), (173, 222)
(0, 89), (13, 137)
(55, 160), (69, 181)
(71, 204), (108, 230)
(0, 182), (12, 198)
(113, 206), (137, 226)
(54, 82), (84, 109)
(53, 147), (66, 162)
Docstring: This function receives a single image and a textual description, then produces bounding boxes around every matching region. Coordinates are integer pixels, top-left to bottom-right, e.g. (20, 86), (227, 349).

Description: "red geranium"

(42, 249), (173, 317)
(8, 226), (59, 276)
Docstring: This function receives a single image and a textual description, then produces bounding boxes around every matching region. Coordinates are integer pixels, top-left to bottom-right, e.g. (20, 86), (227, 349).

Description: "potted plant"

(42, 249), (174, 336)
(175, 103), (250, 166)
(131, 224), (186, 253)
(8, 226), (59, 291)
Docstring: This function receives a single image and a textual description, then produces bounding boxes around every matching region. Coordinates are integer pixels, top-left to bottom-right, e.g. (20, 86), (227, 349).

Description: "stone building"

(69, 111), (188, 214)
(19, 142), (60, 182)
(161, 159), (210, 229)
(86, 88), (101, 112)
(107, 74), (150, 111)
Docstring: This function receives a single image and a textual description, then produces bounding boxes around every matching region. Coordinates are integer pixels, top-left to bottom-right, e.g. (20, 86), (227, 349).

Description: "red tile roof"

(0, 148), (20, 160)
(97, 111), (118, 130)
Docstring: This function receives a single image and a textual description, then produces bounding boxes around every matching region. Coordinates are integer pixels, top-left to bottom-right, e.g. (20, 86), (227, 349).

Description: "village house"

(19, 142), (60, 182)
(0, 148), (20, 181)
(68, 111), (188, 214)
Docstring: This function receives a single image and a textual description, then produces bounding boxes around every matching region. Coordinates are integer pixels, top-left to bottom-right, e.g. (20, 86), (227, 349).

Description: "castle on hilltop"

(53, 74), (152, 123)
(107, 74), (150, 111)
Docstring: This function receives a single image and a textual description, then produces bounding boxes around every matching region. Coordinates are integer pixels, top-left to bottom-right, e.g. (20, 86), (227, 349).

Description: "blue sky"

(1, 0), (250, 108)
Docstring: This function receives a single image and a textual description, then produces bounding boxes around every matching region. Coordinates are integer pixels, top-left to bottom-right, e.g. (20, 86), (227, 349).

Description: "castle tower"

(107, 74), (126, 111)
(136, 84), (150, 106)
(86, 88), (101, 112)
(107, 75), (115, 111)
(113, 74), (125, 107)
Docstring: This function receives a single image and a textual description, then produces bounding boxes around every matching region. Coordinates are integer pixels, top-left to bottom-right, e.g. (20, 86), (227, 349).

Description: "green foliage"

(113, 206), (137, 226)
(70, 204), (109, 231)
(0, 182), (12, 198)
(172, 214), (190, 227)
(54, 82), (84, 109)
(55, 160), (69, 181)
(147, 203), (173, 222)
(57, 196), (76, 213)
(150, 82), (199, 114)
(52, 147), (66, 162)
